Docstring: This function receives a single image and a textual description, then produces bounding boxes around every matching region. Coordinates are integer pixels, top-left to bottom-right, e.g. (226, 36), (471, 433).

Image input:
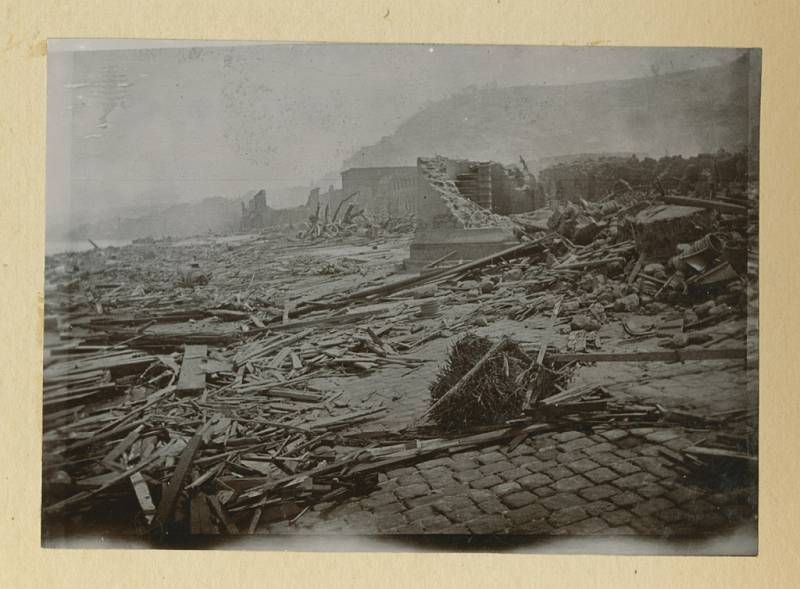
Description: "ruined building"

(240, 188), (308, 230)
(405, 156), (543, 270)
(340, 166), (418, 217)
(305, 185), (344, 217)
(240, 189), (269, 230)
(415, 156), (542, 230)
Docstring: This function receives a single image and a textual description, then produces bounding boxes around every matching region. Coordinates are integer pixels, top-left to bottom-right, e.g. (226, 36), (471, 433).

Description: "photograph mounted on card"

(42, 40), (760, 554)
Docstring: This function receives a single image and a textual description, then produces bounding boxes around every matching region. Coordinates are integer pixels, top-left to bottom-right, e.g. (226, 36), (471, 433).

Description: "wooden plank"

(207, 495), (239, 534)
(65, 418), (146, 454)
(525, 298), (562, 410)
(247, 508), (263, 534)
(44, 450), (163, 515)
(269, 346), (292, 370)
(290, 351), (303, 370)
(186, 463), (224, 491)
(256, 388), (323, 403)
(101, 424), (144, 467)
(423, 250), (457, 269)
(545, 348), (747, 363)
(90, 386), (172, 440)
(346, 423), (551, 478)
(555, 257), (625, 270)
(176, 345), (208, 396)
(43, 384), (121, 408)
(683, 446), (757, 462)
(44, 354), (155, 381)
(537, 297), (562, 365)
(306, 407), (386, 430)
(540, 383), (597, 406)
(235, 328), (314, 366)
(538, 400), (608, 416)
(661, 194), (748, 215)
(130, 471), (156, 524)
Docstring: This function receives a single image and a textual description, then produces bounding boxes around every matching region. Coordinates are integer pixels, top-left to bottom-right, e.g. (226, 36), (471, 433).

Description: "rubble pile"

(42, 168), (756, 539)
(538, 150), (750, 203)
(301, 206), (416, 244)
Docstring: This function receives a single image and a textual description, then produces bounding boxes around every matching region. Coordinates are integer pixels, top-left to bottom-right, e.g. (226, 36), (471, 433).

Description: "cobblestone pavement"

(259, 426), (756, 536)
(256, 307), (755, 538)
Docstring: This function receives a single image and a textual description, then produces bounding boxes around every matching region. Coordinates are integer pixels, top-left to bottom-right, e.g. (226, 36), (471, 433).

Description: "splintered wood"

(42, 192), (754, 539)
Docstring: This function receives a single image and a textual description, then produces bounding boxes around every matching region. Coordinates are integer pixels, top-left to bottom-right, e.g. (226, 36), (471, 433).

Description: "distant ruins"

(240, 189), (269, 230)
(539, 151), (750, 204)
(239, 150), (751, 240)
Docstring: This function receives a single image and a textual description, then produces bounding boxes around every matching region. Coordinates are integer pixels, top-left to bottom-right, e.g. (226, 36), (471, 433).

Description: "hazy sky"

(46, 41), (743, 228)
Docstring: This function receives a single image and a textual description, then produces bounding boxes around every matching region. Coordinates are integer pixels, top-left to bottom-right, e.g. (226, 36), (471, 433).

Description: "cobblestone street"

(255, 305), (757, 540)
(260, 426), (755, 536)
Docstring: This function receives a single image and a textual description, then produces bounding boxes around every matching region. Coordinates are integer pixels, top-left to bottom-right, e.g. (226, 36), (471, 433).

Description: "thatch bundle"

(427, 333), (579, 431)
(428, 334), (530, 431)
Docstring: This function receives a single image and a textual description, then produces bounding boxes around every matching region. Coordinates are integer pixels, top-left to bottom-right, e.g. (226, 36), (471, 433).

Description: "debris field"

(42, 186), (758, 541)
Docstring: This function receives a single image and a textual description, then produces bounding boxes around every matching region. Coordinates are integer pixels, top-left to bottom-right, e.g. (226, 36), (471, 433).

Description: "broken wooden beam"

(683, 445), (757, 463)
(554, 256), (625, 271)
(544, 348), (747, 363)
(661, 194), (748, 215)
(149, 420), (212, 532)
(130, 471), (156, 524)
(207, 495), (239, 534)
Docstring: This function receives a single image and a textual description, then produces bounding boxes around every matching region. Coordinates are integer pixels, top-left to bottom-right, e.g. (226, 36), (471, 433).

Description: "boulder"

(633, 205), (715, 259)
(561, 300), (581, 313)
(571, 314), (600, 332)
(573, 218), (601, 245)
(588, 302), (607, 323)
(613, 293), (640, 312)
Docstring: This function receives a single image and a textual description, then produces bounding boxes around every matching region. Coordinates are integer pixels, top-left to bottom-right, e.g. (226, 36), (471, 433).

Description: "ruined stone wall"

(341, 166), (418, 217)
(241, 189), (310, 230)
(415, 157), (514, 230)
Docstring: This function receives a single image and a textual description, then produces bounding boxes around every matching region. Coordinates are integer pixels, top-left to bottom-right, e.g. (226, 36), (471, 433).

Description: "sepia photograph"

(42, 40), (760, 554)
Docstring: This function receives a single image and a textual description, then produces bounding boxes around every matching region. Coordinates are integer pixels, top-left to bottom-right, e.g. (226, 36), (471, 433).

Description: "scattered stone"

(570, 314), (600, 332)
(613, 293), (640, 312)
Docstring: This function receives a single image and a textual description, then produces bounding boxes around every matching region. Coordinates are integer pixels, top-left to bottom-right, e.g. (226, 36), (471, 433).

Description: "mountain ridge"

(343, 55), (754, 171)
